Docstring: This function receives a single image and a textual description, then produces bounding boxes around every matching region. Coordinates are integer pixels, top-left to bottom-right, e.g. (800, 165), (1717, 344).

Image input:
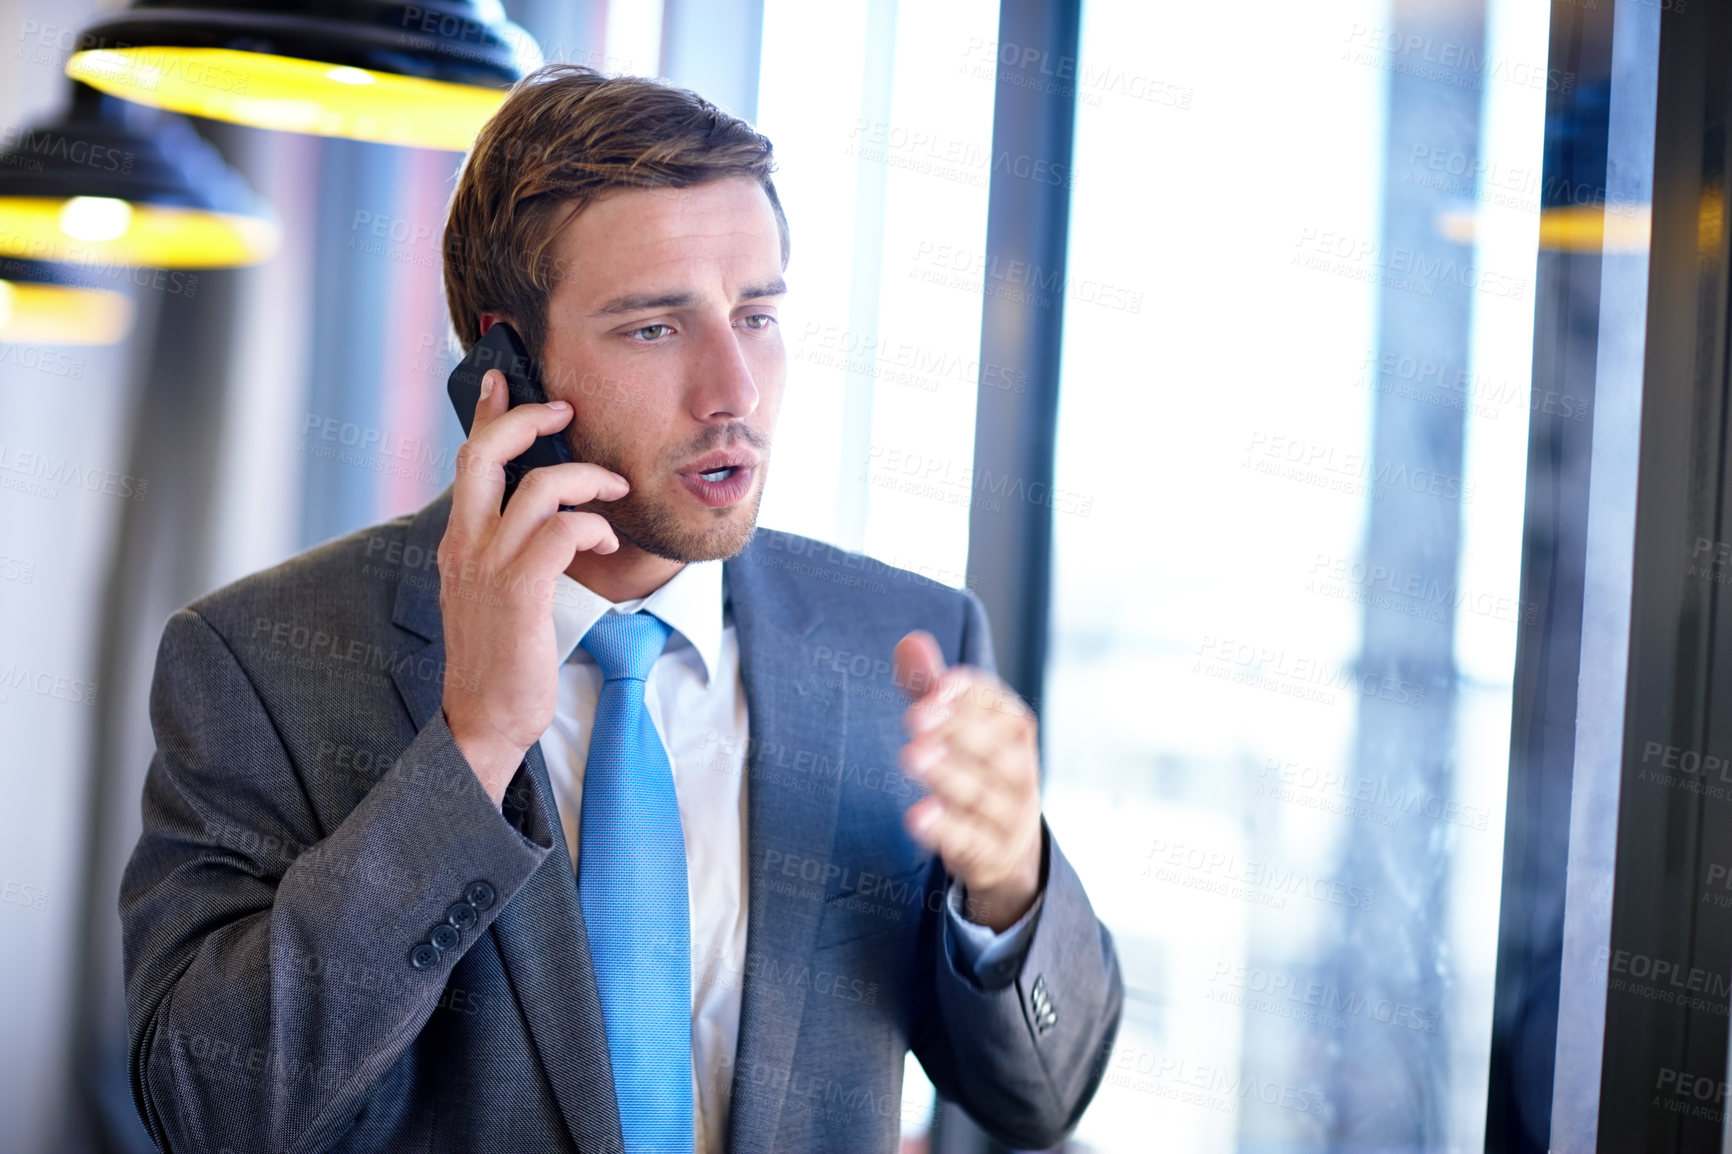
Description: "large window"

(755, 0), (997, 588)
(753, 2), (1002, 1139)
(1042, 0), (1548, 1148)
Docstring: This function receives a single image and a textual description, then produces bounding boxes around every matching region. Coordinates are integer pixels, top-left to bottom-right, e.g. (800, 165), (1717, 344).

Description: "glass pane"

(754, 0), (996, 587)
(754, 3), (1001, 1140)
(1044, 0), (1549, 1148)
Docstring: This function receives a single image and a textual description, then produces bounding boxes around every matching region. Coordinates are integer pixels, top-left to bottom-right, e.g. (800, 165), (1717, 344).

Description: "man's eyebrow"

(589, 278), (788, 318)
(738, 278), (788, 302)
(589, 290), (695, 317)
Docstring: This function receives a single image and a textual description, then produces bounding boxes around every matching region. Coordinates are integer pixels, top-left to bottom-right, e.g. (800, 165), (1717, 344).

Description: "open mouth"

(678, 462), (757, 508)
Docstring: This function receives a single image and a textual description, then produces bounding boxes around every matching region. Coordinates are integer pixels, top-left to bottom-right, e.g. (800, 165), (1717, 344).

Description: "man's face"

(533, 176), (786, 563)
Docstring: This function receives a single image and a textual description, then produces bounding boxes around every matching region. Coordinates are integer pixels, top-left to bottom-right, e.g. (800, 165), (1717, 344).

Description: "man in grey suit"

(122, 64), (1121, 1153)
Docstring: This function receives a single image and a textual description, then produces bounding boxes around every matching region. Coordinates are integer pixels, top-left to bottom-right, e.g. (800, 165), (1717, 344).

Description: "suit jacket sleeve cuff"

(942, 823), (1052, 990)
(944, 882), (1045, 991)
(926, 818), (1124, 1148)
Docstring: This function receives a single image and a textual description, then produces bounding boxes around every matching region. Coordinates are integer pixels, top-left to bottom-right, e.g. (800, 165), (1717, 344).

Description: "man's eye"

(628, 323), (673, 341)
(741, 314), (777, 330)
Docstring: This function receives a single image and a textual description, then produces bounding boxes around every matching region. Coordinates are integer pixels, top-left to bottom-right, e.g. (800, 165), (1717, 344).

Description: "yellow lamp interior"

(0, 196), (279, 267)
(1436, 203), (1654, 253)
(0, 280), (135, 345)
(1536, 204), (1653, 253)
(68, 46), (510, 152)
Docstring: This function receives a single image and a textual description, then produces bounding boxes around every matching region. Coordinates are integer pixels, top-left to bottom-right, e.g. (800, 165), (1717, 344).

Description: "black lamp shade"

(74, 1), (541, 91)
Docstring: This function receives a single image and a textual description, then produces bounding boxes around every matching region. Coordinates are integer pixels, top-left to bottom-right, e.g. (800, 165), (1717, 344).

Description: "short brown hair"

(443, 63), (789, 366)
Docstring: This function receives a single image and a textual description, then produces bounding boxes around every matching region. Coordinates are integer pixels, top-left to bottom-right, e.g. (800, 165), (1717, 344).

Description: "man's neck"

(564, 542), (686, 604)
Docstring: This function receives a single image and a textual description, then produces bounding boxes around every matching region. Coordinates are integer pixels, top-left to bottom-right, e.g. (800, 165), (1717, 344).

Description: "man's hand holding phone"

(438, 367), (628, 806)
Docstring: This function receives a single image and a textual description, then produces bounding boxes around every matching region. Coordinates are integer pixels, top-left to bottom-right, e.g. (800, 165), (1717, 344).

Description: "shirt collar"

(548, 559), (726, 685)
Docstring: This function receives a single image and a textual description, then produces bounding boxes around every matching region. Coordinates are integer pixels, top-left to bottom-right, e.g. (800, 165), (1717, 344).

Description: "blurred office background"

(0, 0), (1691, 1152)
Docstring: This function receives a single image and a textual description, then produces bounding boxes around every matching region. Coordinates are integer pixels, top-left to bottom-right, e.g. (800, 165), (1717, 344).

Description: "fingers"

(492, 462), (629, 558)
(931, 685), (1034, 763)
(448, 369), (577, 543)
(901, 713), (1028, 834)
(897, 660), (1040, 895)
(519, 510), (621, 577)
(904, 663), (1027, 735)
(902, 791), (1036, 902)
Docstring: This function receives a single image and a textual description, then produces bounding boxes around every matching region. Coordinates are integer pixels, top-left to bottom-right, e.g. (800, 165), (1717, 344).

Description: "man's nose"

(690, 322), (761, 422)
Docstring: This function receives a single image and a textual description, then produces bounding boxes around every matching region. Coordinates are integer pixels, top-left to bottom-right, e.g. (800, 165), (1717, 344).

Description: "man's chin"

(609, 493), (762, 564)
(630, 523), (758, 564)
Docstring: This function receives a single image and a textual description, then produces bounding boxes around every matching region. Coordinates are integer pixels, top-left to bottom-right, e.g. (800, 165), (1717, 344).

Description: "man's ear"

(478, 311), (509, 338)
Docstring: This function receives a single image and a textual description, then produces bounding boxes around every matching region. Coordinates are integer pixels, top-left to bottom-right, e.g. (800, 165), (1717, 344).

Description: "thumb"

(894, 630), (946, 701)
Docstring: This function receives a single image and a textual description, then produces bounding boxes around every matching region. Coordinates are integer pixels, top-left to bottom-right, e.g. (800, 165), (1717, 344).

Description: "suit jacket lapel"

(722, 546), (847, 1151)
(388, 488), (622, 1154)
(483, 742), (624, 1154)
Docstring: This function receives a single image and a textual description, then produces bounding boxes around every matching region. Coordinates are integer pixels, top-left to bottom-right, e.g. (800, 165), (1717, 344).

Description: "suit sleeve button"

(446, 902), (479, 931)
(464, 880), (496, 910)
(409, 943), (440, 970)
(430, 923), (460, 951)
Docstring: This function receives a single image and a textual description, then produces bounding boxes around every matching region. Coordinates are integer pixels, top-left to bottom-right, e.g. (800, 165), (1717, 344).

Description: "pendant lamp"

(65, 1), (543, 152)
(0, 82), (280, 269)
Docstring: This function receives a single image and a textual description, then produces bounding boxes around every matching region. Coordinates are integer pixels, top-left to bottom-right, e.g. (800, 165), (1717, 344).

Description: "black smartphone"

(446, 321), (575, 509)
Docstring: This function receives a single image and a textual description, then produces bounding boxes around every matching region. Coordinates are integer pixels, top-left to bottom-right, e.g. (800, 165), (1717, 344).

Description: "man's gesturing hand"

(439, 368), (628, 807)
(895, 630), (1045, 932)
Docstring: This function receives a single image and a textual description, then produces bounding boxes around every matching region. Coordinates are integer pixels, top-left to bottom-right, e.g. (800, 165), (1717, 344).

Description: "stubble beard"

(561, 423), (769, 563)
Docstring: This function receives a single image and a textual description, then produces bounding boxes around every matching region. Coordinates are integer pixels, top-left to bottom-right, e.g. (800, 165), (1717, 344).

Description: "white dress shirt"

(537, 560), (1044, 1154)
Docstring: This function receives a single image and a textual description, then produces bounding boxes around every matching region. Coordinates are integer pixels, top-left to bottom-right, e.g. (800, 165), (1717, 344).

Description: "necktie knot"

(579, 611), (671, 683)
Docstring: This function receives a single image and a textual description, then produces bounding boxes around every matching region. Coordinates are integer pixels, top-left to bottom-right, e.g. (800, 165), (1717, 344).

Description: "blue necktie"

(577, 610), (693, 1150)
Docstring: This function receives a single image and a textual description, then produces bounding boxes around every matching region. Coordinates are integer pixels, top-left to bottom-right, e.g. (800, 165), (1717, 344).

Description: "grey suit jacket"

(121, 486), (1123, 1153)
